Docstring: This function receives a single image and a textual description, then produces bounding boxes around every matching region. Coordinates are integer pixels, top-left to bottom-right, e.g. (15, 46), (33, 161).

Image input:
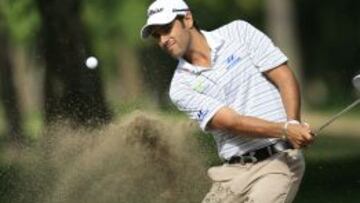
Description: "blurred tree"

(82, 0), (148, 103)
(115, 0), (147, 101)
(0, 0), (40, 46)
(36, 0), (112, 126)
(139, 45), (177, 107)
(265, 0), (303, 86)
(0, 12), (25, 143)
(296, 0), (360, 108)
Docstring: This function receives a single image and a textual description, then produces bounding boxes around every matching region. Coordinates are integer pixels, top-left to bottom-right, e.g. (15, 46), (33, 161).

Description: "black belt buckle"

(273, 140), (294, 151)
(246, 151), (258, 163)
(226, 141), (292, 165)
(228, 152), (258, 165)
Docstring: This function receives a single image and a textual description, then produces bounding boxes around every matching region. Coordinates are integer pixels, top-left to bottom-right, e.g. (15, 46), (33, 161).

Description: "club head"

(353, 74), (360, 92)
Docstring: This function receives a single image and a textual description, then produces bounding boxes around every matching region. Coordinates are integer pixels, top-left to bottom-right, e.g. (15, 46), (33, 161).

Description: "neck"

(183, 30), (211, 68)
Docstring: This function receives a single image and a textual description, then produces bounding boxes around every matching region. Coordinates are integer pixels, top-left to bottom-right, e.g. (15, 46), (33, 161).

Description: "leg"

(202, 164), (252, 203)
(202, 182), (237, 203)
(245, 150), (305, 203)
(202, 150), (305, 203)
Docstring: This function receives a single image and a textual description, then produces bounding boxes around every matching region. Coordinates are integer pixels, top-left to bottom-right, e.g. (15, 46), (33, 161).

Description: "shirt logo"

(148, 8), (163, 16)
(197, 110), (209, 121)
(226, 55), (235, 64)
(225, 54), (241, 69)
(193, 80), (205, 93)
(191, 77), (207, 93)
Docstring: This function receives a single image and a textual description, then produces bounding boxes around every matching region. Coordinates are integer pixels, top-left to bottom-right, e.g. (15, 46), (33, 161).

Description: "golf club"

(314, 74), (360, 135)
(353, 74), (360, 92)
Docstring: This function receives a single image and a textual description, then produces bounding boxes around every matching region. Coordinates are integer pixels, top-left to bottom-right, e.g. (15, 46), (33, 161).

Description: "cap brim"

(140, 13), (177, 39)
(140, 25), (157, 39)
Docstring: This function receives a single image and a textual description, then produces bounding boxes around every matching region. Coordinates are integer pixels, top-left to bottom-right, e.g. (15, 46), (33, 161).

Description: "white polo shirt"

(169, 20), (288, 160)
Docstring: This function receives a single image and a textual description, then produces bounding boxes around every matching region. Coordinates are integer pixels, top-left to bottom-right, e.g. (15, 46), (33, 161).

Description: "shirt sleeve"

(236, 20), (288, 72)
(169, 80), (226, 132)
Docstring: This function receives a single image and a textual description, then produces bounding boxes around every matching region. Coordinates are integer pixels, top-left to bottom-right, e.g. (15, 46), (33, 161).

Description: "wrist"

(281, 120), (300, 139)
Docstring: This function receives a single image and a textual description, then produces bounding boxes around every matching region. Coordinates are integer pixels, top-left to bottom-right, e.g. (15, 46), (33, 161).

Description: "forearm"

(209, 107), (284, 138)
(228, 115), (284, 138)
(278, 74), (301, 121)
(209, 107), (314, 148)
(265, 64), (301, 121)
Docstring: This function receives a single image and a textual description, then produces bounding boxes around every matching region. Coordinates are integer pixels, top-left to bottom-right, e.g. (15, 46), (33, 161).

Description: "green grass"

(294, 134), (360, 203)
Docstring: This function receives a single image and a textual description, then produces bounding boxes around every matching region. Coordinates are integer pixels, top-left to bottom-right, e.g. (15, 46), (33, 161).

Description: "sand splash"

(2, 111), (211, 203)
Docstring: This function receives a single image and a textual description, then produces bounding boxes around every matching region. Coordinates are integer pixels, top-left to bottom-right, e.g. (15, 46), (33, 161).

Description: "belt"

(225, 141), (294, 165)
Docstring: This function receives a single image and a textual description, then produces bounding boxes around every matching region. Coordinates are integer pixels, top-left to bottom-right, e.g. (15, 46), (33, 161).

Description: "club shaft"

(315, 99), (360, 135)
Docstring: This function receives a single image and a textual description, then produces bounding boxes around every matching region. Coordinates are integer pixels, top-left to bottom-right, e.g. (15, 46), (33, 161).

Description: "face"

(151, 17), (191, 59)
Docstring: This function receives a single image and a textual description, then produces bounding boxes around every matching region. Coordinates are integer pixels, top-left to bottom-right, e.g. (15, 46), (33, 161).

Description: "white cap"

(140, 0), (189, 39)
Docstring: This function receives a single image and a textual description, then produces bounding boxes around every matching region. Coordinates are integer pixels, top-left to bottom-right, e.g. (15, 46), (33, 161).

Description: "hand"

(285, 122), (314, 149)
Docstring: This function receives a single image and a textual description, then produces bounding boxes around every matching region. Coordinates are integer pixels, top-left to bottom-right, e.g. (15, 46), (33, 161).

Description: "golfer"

(141, 0), (314, 202)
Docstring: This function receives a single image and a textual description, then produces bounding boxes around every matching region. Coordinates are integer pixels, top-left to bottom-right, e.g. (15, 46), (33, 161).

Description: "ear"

(183, 12), (194, 29)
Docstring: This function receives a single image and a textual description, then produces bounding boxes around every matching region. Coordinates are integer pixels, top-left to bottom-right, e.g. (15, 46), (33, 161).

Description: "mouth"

(165, 40), (176, 50)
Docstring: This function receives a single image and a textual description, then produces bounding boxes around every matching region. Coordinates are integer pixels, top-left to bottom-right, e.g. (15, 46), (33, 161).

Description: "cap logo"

(148, 7), (164, 16)
(173, 8), (189, 12)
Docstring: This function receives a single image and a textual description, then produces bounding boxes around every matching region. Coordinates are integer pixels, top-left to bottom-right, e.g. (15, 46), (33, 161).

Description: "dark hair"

(175, 15), (200, 31)
(193, 19), (200, 31)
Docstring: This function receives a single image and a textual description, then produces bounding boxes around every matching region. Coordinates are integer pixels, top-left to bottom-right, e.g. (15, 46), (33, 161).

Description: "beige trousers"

(202, 149), (305, 203)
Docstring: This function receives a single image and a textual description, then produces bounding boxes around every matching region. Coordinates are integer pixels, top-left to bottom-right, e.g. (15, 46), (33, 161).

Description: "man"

(140, 0), (314, 202)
